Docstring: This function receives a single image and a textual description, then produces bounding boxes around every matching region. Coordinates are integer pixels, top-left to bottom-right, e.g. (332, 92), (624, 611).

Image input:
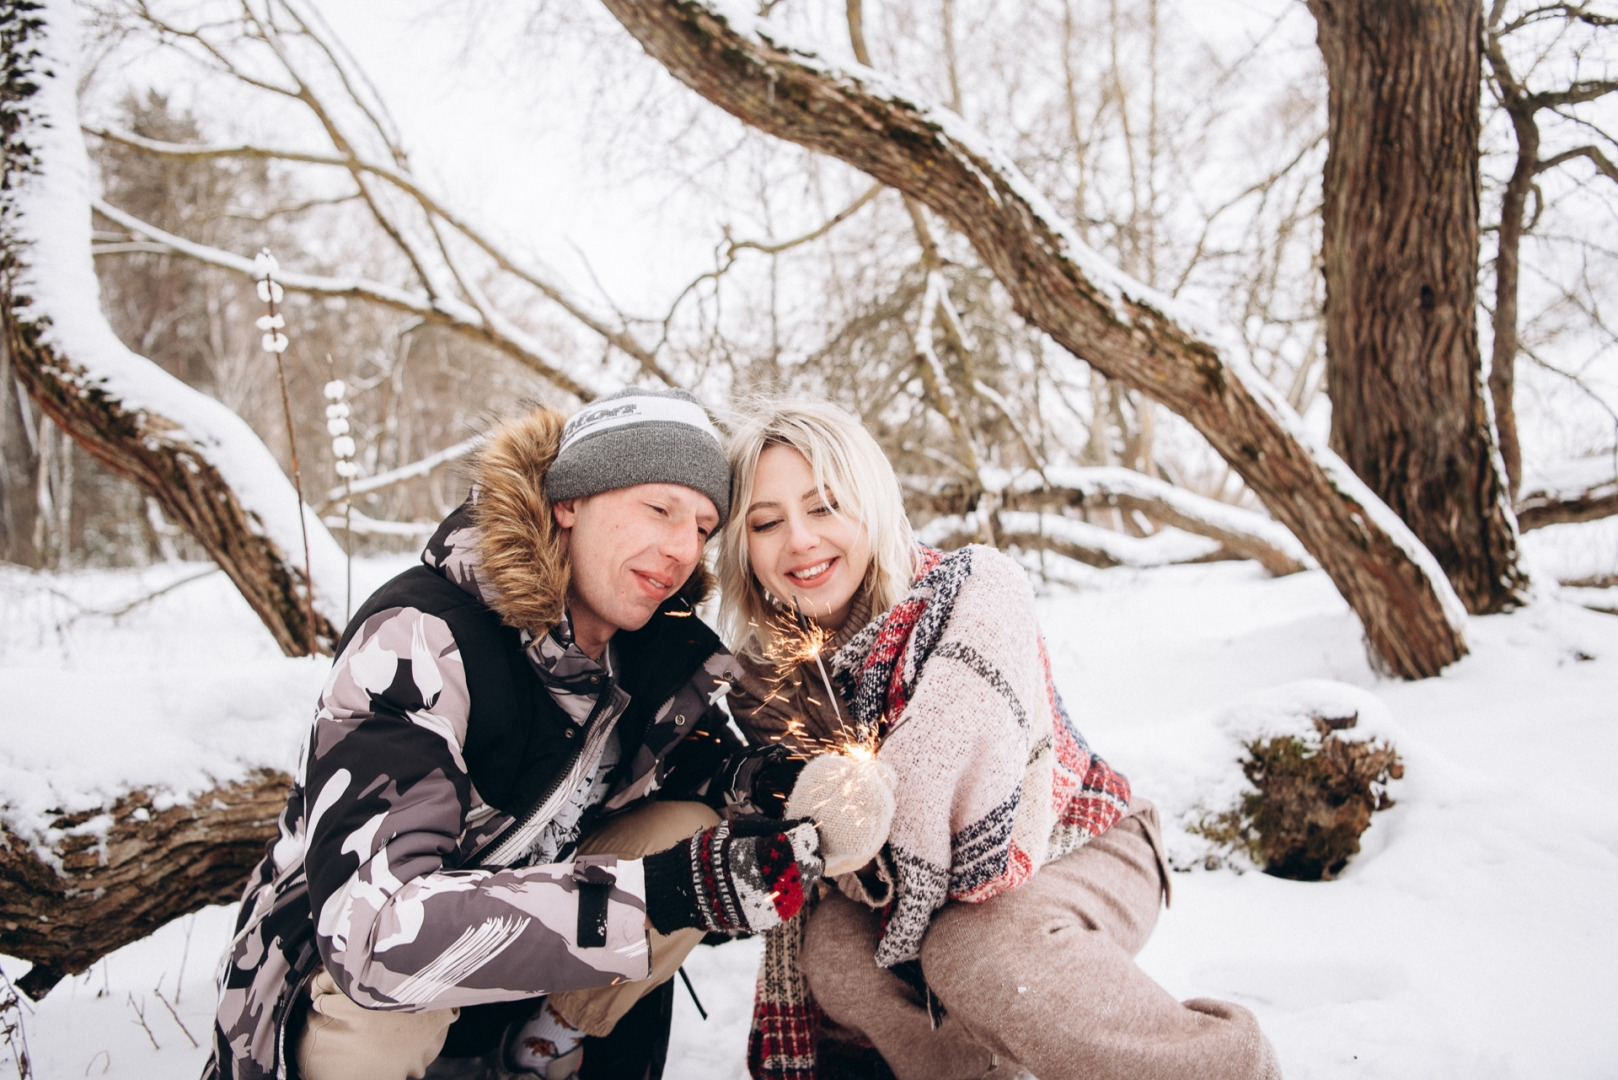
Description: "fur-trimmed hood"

(420, 405), (713, 640)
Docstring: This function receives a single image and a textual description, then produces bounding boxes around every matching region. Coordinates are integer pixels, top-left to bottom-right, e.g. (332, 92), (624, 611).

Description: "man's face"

(553, 482), (719, 656)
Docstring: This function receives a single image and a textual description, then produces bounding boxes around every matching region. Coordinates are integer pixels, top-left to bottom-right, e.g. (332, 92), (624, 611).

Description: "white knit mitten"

(786, 751), (897, 876)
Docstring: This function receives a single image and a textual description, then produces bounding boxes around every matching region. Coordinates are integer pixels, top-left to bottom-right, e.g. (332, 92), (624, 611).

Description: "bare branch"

(1516, 477), (1618, 529)
(92, 199), (600, 400)
(322, 433), (483, 505)
(727, 181), (883, 256)
(1536, 143), (1618, 180)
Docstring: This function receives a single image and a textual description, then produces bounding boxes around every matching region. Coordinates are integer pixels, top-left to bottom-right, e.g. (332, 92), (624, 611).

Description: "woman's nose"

(785, 514), (817, 551)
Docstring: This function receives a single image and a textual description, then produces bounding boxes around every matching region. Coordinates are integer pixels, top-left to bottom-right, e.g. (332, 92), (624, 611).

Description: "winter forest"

(2, 0), (1616, 1076)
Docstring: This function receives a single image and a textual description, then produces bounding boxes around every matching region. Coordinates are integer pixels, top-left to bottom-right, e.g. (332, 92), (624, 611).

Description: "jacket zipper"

(274, 960), (319, 1080)
(465, 674), (618, 870)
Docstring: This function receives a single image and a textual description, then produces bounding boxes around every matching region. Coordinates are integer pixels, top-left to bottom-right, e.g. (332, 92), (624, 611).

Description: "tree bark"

(2, 0), (337, 655)
(0, 772), (291, 999)
(1309, 0), (1527, 614)
(601, 0), (1468, 678)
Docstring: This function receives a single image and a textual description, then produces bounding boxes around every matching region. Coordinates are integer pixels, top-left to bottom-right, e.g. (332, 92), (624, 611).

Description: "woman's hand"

(787, 751), (898, 877)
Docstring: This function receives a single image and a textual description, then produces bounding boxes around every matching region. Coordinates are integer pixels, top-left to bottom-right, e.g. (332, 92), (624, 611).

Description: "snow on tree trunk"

(2, 0), (343, 657)
(600, 0), (1469, 678)
(1309, 0), (1528, 616)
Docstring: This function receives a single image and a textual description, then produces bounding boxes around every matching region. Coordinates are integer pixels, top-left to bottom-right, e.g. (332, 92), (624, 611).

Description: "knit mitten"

(642, 816), (822, 935)
(787, 751), (897, 876)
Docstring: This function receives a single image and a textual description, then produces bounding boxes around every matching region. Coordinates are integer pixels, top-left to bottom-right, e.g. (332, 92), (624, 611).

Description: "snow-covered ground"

(2, 551), (1616, 1079)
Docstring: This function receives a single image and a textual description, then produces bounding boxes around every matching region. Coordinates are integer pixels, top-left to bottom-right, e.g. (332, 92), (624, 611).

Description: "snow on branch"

(1516, 477), (1618, 531)
(322, 432), (484, 506)
(997, 466), (1314, 577)
(920, 510), (1223, 569)
(2, 0), (343, 655)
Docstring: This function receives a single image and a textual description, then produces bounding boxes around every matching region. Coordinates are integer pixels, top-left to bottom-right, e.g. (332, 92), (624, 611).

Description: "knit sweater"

(729, 544), (1132, 1078)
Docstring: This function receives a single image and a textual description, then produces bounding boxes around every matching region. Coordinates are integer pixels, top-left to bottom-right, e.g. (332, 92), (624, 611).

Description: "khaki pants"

(800, 800), (1281, 1080)
(296, 800), (718, 1080)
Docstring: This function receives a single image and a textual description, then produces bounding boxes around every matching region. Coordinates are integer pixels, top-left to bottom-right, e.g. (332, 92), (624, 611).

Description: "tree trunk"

(0, 772), (291, 999)
(0, 330), (43, 566)
(2, 0), (338, 656)
(1309, 0), (1527, 614)
(601, 0), (1468, 678)
(1488, 106), (1534, 499)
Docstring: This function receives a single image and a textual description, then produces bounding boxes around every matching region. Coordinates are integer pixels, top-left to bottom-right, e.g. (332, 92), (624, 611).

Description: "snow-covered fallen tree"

(917, 465), (1313, 575)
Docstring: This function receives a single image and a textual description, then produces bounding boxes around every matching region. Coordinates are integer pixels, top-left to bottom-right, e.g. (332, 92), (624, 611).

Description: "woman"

(718, 400), (1280, 1080)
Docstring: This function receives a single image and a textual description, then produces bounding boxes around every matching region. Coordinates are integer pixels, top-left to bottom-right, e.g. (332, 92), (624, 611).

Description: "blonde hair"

(718, 399), (915, 658)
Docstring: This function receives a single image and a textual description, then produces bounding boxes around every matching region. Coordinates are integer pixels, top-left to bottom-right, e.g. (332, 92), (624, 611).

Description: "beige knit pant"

(296, 800), (718, 1080)
(799, 800), (1281, 1080)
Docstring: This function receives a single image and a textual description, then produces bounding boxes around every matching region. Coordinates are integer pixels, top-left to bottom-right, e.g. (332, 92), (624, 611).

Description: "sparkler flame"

(748, 600), (885, 762)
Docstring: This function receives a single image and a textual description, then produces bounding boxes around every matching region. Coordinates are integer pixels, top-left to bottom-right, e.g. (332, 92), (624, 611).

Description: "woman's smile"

(745, 445), (872, 629)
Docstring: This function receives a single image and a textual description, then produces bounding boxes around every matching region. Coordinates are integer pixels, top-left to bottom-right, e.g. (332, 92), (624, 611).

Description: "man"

(206, 389), (820, 1080)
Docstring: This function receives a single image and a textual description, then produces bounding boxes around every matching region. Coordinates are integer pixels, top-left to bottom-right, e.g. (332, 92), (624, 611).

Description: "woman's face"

(744, 444), (873, 629)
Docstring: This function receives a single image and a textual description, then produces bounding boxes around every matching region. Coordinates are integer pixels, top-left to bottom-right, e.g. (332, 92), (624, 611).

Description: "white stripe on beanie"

(559, 393), (720, 453)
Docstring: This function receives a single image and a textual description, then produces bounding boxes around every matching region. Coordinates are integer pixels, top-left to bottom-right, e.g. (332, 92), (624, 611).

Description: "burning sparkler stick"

(791, 596), (848, 736)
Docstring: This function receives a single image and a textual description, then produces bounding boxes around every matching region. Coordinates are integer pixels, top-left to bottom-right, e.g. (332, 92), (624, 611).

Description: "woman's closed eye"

(749, 517), (783, 534)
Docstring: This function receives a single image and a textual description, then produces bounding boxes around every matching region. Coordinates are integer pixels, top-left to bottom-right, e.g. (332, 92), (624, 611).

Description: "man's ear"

(553, 498), (578, 529)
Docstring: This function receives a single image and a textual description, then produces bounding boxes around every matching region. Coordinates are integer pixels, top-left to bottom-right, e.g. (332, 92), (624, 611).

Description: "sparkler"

(792, 596), (846, 732)
(750, 598), (881, 759)
(744, 600), (896, 876)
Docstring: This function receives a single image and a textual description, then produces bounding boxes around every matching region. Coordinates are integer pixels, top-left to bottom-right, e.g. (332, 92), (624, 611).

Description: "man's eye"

(647, 503), (669, 517)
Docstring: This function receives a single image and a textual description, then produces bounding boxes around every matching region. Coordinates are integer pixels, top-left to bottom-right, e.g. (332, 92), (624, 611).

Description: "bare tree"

(1483, 0), (1618, 500)
(598, 0), (1469, 679)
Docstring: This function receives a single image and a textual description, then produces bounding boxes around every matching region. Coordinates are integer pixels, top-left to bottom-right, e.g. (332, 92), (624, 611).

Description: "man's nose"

(662, 520), (704, 566)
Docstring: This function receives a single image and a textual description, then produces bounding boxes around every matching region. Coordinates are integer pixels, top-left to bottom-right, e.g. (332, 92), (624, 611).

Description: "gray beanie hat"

(545, 388), (730, 525)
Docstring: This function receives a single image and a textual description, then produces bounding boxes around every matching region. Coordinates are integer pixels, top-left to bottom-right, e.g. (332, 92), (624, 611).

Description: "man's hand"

(642, 816), (822, 935)
(716, 743), (805, 817)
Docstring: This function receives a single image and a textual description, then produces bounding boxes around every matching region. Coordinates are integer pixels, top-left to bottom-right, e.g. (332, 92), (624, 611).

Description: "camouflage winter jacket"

(205, 411), (748, 1080)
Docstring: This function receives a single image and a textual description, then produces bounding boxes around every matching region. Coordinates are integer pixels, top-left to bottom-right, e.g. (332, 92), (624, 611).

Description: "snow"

(2, 549), (1615, 1078)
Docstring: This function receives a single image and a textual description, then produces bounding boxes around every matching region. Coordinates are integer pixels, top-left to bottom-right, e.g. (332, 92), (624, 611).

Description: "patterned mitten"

(787, 751), (897, 876)
(642, 816), (822, 935)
